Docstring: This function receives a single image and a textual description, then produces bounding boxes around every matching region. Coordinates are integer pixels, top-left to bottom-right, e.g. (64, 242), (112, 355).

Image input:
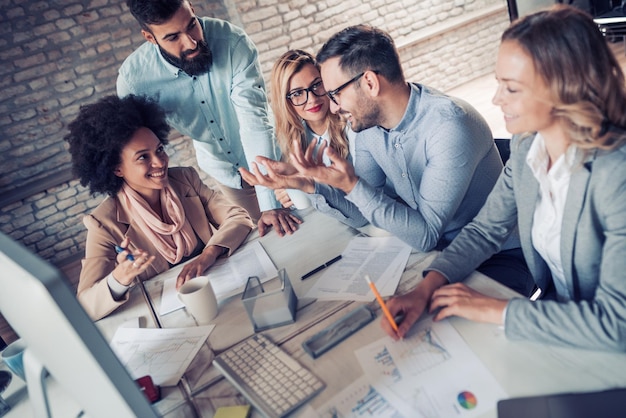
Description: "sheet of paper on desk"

(299, 375), (416, 418)
(305, 236), (411, 301)
(110, 325), (214, 387)
(354, 317), (507, 417)
(159, 241), (277, 315)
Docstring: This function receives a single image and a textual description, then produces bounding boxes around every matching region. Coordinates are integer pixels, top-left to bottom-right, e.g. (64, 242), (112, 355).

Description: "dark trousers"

(477, 248), (535, 297)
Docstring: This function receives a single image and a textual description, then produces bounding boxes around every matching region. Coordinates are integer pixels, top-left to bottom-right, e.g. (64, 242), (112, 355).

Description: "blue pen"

(114, 245), (135, 261)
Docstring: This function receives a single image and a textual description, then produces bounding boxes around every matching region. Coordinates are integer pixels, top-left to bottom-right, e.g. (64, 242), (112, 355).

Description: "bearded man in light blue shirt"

(117, 0), (301, 237)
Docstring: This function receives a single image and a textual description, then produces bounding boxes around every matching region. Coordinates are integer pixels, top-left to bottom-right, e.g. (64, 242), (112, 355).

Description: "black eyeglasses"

(286, 80), (327, 106)
(326, 72), (365, 105)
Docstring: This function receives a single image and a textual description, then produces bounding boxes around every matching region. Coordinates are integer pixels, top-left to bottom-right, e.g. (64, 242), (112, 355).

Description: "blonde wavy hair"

(270, 49), (349, 161)
(503, 5), (626, 149)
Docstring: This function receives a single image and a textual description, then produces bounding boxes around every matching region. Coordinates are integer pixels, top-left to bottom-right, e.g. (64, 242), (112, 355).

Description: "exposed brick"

(2, 84), (28, 99)
(13, 63), (57, 82)
(6, 7), (25, 19)
(33, 22), (57, 36)
(87, 0), (108, 9)
(63, 4), (84, 16)
(14, 213), (35, 228)
(28, 2), (49, 13)
(75, 10), (99, 25)
(0, 46), (24, 61)
(98, 5), (122, 17)
(43, 9), (61, 21)
(22, 231), (46, 246)
(11, 108), (37, 122)
(33, 195), (57, 210)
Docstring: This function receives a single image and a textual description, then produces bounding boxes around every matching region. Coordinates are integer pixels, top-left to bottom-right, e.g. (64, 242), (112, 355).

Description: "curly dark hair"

(64, 95), (171, 196)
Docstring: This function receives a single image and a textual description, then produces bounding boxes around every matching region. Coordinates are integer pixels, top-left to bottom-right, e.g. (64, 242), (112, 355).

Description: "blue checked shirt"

(314, 83), (517, 252)
(117, 17), (280, 211)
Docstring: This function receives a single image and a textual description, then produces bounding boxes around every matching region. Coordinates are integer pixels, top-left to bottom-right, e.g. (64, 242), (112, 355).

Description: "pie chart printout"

(457, 391), (478, 410)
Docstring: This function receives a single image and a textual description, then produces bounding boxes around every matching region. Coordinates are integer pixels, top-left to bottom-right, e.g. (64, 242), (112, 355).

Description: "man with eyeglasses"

(243, 25), (532, 296)
(117, 0), (302, 238)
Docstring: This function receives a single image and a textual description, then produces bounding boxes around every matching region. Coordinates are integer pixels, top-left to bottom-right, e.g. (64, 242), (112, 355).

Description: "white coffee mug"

(178, 276), (218, 325)
(286, 189), (311, 210)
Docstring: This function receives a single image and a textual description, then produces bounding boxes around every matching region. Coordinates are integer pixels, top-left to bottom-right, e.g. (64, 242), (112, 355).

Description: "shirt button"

(219, 138), (223, 141)
(227, 151), (231, 154)
(201, 101), (205, 104)
(394, 143), (400, 148)
(210, 120), (214, 123)
(401, 173), (406, 177)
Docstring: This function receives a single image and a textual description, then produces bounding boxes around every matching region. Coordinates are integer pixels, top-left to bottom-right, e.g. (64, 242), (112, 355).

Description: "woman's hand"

(290, 138), (358, 194)
(111, 238), (155, 286)
(239, 157), (315, 193)
(430, 283), (507, 324)
(381, 271), (449, 340)
(176, 245), (225, 289)
(275, 188), (293, 208)
(257, 208), (302, 237)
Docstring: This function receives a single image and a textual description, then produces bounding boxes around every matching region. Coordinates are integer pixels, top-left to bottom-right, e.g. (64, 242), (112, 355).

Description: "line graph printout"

(110, 325), (214, 386)
(355, 318), (506, 417)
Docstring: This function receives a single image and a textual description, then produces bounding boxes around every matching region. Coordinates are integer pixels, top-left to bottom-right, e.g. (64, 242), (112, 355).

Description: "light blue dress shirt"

(315, 83), (514, 252)
(117, 17), (280, 211)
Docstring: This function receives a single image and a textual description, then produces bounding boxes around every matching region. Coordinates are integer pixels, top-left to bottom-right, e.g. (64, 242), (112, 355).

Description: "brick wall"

(0, 0), (509, 267)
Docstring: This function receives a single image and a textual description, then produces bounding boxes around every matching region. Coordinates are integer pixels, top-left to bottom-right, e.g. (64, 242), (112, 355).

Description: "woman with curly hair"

(240, 50), (356, 213)
(65, 95), (253, 320)
(383, 5), (626, 351)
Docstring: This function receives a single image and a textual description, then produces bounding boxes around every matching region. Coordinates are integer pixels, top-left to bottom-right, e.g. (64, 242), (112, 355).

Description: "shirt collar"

(526, 133), (581, 181)
(153, 43), (183, 78)
(386, 82), (420, 134)
(304, 122), (329, 142)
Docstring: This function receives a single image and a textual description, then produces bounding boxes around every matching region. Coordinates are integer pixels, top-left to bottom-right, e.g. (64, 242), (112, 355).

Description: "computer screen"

(0, 232), (158, 418)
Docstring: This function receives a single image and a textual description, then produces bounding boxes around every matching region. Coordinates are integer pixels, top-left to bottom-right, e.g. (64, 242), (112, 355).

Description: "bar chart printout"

(304, 375), (416, 418)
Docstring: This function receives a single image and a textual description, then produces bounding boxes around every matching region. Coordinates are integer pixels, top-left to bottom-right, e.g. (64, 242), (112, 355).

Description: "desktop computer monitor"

(0, 232), (158, 418)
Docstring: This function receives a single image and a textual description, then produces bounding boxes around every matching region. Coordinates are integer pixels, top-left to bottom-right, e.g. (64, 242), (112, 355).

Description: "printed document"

(305, 236), (411, 301)
(299, 375), (416, 418)
(110, 325), (214, 386)
(159, 241), (277, 315)
(354, 317), (507, 417)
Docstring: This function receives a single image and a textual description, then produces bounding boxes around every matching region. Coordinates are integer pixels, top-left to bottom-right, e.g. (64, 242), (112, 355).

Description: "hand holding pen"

(112, 238), (155, 286)
(365, 275), (400, 333)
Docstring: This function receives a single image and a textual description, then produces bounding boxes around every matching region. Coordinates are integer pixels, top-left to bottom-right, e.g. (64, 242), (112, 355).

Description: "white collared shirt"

(527, 134), (580, 301)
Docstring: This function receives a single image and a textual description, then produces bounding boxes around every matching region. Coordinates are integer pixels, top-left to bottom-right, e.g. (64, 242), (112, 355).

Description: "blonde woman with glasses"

(241, 50), (363, 227)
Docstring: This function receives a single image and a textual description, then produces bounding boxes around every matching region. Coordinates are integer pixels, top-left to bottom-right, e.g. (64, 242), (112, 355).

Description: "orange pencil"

(365, 275), (399, 332)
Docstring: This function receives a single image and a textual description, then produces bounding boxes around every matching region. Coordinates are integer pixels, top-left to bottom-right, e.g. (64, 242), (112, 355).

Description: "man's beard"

(346, 92), (380, 133)
(158, 39), (213, 76)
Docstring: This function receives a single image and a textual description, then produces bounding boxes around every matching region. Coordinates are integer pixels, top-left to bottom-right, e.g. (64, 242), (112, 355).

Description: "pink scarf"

(120, 183), (197, 264)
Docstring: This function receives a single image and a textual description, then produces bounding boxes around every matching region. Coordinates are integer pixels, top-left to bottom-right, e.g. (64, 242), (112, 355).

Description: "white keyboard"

(214, 334), (325, 417)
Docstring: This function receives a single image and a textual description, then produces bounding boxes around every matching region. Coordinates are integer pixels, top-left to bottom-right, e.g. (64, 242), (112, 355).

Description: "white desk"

(3, 208), (625, 417)
(193, 244), (626, 417)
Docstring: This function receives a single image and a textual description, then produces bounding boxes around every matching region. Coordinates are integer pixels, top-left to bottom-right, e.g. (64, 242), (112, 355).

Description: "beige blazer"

(77, 167), (253, 320)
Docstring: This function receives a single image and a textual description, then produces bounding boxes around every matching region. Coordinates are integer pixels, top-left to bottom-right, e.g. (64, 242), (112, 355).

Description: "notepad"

(214, 405), (251, 418)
